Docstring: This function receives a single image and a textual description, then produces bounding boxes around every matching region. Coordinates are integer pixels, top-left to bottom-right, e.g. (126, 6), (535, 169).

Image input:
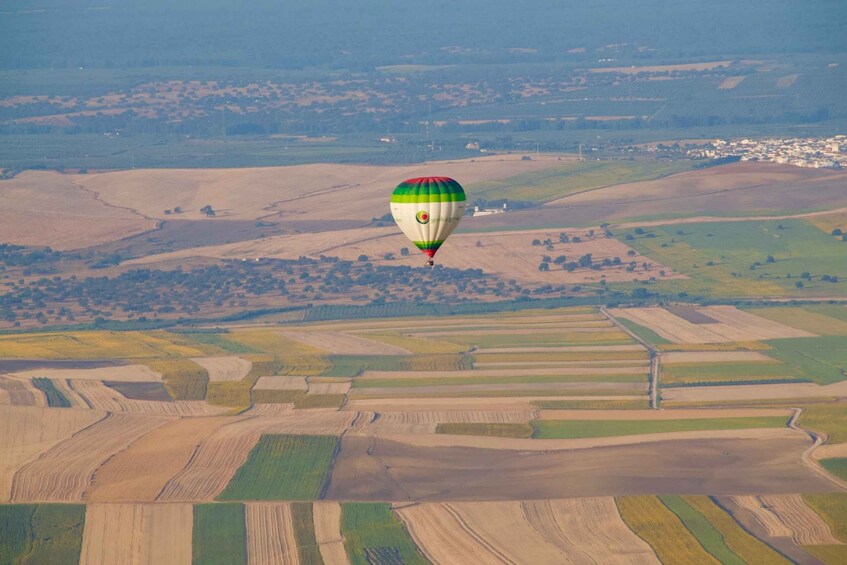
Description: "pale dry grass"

(588, 61), (732, 73)
(80, 503), (193, 565)
(11, 412), (171, 502)
(718, 76), (747, 89)
(663, 351), (773, 363)
(70, 379), (228, 416)
(536, 408), (792, 420)
(246, 503), (300, 565)
(0, 405), (104, 501)
(254, 375), (309, 391)
(87, 417), (230, 502)
(280, 330), (410, 355)
(190, 356), (252, 382)
(313, 502), (349, 565)
(345, 396), (637, 412)
(308, 382), (351, 395)
(662, 381), (847, 403)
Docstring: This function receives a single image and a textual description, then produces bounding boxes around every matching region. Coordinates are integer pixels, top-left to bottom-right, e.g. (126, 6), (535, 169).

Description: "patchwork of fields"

(2, 304), (846, 563)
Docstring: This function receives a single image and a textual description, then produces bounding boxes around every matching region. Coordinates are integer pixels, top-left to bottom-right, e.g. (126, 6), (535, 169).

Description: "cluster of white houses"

(687, 135), (846, 169)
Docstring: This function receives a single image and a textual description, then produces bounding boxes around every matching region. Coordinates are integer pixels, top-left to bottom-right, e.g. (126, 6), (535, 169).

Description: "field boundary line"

(789, 407), (847, 492)
(600, 307), (658, 409)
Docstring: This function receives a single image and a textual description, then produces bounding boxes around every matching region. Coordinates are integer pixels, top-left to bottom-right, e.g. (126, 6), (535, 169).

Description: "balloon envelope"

(390, 177), (467, 259)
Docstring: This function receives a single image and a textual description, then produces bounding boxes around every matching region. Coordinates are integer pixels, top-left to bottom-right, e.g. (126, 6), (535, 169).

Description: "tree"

(766, 255), (775, 263)
(832, 228), (843, 236)
(200, 205), (215, 217)
(358, 254), (369, 262)
(538, 262), (550, 272)
(795, 281), (804, 288)
(400, 247), (409, 256)
(531, 239), (542, 246)
(558, 233), (569, 243)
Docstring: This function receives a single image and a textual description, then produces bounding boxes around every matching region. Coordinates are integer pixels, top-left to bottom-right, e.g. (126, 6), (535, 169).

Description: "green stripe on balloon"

(392, 177), (465, 197)
(390, 193), (466, 203)
(412, 240), (444, 251)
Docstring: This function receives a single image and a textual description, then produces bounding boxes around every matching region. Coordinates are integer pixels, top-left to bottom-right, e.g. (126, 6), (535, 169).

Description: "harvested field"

(32, 377), (71, 407)
(399, 499), (658, 564)
(190, 356), (252, 382)
(531, 415), (788, 439)
(0, 405), (104, 501)
(308, 382), (352, 395)
(9, 364), (163, 382)
(731, 496), (794, 538)
(760, 495), (844, 545)
(719, 76), (747, 89)
(87, 417), (229, 502)
(747, 306), (847, 336)
(349, 380), (645, 398)
(158, 412), (357, 501)
(345, 396), (644, 412)
(662, 380), (847, 403)
(0, 376), (47, 407)
(474, 345), (644, 353)
(0, 170), (156, 249)
(70, 379), (228, 416)
(80, 503), (193, 565)
(245, 503), (300, 565)
(359, 366), (646, 380)
(254, 375), (309, 391)
(536, 408), (792, 420)
(313, 502), (348, 565)
(372, 410), (536, 425)
(325, 434), (828, 501)
(280, 330), (410, 355)
(608, 306), (811, 343)
(11, 412), (171, 502)
(662, 351), (773, 363)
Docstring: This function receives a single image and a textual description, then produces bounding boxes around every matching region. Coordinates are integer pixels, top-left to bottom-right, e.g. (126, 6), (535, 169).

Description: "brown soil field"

(325, 433), (828, 501)
(0, 171), (156, 249)
(313, 502), (349, 565)
(104, 381), (171, 401)
(246, 503), (300, 565)
(665, 305), (718, 324)
(474, 163), (847, 229)
(70, 379), (229, 416)
(279, 330), (409, 355)
(0, 405), (105, 501)
(662, 351), (773, 363)
(759, 495), (844, 545)
(536, 408), (792, 420)
(190, 356), (252, 382)
(661, 380), (847, 403)
(608, 306), (811, 343)
(87, 417), (230, 502)
(0, 376), (47, 406)
(158, 411), (357, 501)
(254, 375), (309, 391)
(11, 412), (171, 502)
(9, 364), (163, 382)
(80, 503), (193, 565)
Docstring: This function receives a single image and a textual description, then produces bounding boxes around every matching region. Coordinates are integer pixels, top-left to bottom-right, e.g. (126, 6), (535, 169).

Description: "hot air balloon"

(390, 177), (467, 266)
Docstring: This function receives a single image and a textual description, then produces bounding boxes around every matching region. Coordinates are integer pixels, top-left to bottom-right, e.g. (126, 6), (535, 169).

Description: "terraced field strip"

(0, 503), (85, 564)
(11, 412), (171, 502)
(616, 496), (720, 564)
(433, 331), (634, 349)
(682, 496), (790, 565)
(218, 435), (339, 501)
(30, 377), (71, 407)
(765, 336), (847, 385)
(87, 417), (229, 502)
(81, 503), (193, 565)
(313, 502), (349, 565)
(760, 495), (844, 545)
(0, 330), (214, 360)
(354, 372), (646, 389)
(70, 379), (229, 416)
(662, 381), (847, 403)
(291, 502), (324, 565)
(802, 493), (847, 564)
(193, 503), (247, 565)
(245, 503), (300, 565)
(662, 351), (775, 363)
(349, 381), (646, 399)
(280, 330), (411, 355)
(532, 415), (789, 439)
(536, 408), (793, 420)
(0, 375), (47, 406)
(659, 495), (745, 564)
(254, 375), (309, 391)
(0, 405), (105, 502)
(340, 503), (427, 565)
(226, 328), (329, 357)
(531, 398), (651, 410)
(436, 423), (534, 438)
(661, 361), (802, 386)
(159, 412), (356, 501)
(10, 364), (164, 383)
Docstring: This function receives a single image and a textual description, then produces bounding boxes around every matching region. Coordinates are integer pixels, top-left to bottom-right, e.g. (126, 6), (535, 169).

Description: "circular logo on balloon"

(415, 210), (430, 224)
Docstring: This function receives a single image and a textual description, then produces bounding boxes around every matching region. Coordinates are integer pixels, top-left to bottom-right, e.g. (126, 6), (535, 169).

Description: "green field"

(293, 394), (346, 409)
(192, 503), (247, 565)
(323, 354), (471, 378)
(440, 332), (632, 349)
(659, 496), (745, 565)
(616, 496), (720, 564)
(746, 306), (847, 336)
(467, 160), (694, 203)
(31, 378), (71, 408)
(802, 493), (847, 564)
(340, 503), (427, 565)
(435, 423), (534, 438)
(218, 435), (338, 500)
(290, 503), (324, 565)
(531, 416), (788, 439)
(764, 337), (847, 385)
(621, 219), (847, 297)
(820, 458), (847, 481)
(616, 318), (671, 346)
(0, 504), (85, 565)
(144, 358), (207, 401)
(661, 361), (801, 386)
(799, 402), (847, 444)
